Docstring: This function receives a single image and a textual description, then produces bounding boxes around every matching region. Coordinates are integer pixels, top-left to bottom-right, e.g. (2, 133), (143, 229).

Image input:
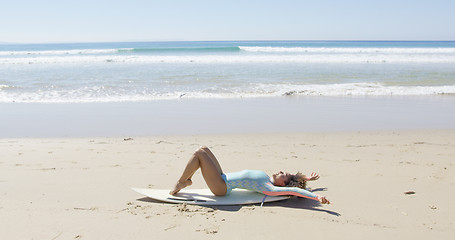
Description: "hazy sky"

(1, 0), (454, 43)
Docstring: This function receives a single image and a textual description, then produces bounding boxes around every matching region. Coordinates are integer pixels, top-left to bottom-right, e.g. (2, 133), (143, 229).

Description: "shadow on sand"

(137, 187), (340, 216)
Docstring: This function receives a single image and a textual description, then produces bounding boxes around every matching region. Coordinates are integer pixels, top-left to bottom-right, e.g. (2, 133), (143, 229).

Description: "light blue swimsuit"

(221, 170), (318, 201)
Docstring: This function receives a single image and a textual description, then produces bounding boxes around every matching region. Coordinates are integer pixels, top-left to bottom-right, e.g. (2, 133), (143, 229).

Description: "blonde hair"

(286, 172), (307, 189)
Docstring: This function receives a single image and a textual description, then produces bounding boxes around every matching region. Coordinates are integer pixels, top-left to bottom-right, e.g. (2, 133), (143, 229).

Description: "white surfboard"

(132, 188), (290, 206)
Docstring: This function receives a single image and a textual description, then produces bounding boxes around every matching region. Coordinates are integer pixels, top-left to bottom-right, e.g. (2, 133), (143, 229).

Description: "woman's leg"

(200, 146), (223, 174)
(170, 146), (227, 196)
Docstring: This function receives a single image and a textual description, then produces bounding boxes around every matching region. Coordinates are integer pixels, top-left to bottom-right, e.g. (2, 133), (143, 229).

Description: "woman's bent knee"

(194, 148), (206, 157)
(195, 146), (212, 157)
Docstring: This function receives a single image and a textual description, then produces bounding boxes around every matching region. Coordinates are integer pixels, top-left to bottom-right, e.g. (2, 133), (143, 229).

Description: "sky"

(1, 0), (454, 43)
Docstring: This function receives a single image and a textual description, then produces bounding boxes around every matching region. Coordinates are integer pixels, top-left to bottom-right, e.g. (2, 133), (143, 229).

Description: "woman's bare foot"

(170, 179), (192, 195)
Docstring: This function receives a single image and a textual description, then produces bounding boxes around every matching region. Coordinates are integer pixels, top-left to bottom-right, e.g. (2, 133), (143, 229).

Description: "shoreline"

(1, 127), (454, 139)
(1, 95), (454, 138)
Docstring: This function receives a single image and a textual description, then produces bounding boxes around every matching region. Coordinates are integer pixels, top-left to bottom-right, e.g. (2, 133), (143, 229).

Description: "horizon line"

(1, 39), (455, 45)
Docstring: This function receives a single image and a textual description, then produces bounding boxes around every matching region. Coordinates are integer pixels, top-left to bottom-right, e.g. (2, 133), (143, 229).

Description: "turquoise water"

(1, 41), (455, 103)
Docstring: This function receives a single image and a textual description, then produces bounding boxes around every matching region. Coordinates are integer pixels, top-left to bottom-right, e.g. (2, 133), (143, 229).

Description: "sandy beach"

(1, 130), (454, 239)
(2, 2), (455, 239)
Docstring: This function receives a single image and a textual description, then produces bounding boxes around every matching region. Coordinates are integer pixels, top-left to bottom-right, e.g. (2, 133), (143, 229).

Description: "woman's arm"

(263, 183), (330, 204)
(305, 172), (320, 181)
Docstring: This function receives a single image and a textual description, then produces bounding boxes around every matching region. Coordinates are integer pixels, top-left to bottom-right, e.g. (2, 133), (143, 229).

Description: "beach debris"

(74, 207), (98, 211)
(399, 161), (413, 165)
(50, 232), (63, 240)
(404, 191), (416, 195)
(283, 91), (296, 96)
(343, 159), (360, 162)
(116, 208), (128, 213)
(123, 137), (133, 141)
(429, 205), (438, 210)
(175, 204), (217, 218)
(164, 225), (177, 231)
(40, 167), (56, 171)
(196, 228), (218, 234)
(177, 203), (189, 212)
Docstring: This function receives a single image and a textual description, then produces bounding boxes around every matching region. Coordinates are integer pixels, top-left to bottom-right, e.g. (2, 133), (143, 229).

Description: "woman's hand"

(305, 172), (320, 181)
(318, 195), (330, 204)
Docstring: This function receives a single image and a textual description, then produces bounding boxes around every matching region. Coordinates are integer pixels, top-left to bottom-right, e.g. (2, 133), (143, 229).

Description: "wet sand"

(1, 96), (455, 137)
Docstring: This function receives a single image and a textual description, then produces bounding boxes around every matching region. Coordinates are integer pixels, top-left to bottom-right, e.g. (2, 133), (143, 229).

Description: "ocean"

(1, 41), (455, 103)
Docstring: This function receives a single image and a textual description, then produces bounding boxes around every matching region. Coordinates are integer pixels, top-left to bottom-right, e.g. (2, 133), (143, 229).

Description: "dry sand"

(1, 130), (454, 239)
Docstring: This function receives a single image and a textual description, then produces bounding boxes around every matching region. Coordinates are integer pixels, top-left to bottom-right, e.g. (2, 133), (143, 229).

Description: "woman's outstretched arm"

(305, 172), (320, 181)
(263, 183), (330, 204)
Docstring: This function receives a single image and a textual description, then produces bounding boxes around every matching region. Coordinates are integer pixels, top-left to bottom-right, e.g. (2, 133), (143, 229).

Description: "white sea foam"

(1, 83), (454, 103)
(2, 53), (455, 64)
(2, 46), (455, 64)
(2, 47), (454, 56)
(239, 46), (455, 54)
(259, 83), (455, 96)
(0, 48), (131, 56)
